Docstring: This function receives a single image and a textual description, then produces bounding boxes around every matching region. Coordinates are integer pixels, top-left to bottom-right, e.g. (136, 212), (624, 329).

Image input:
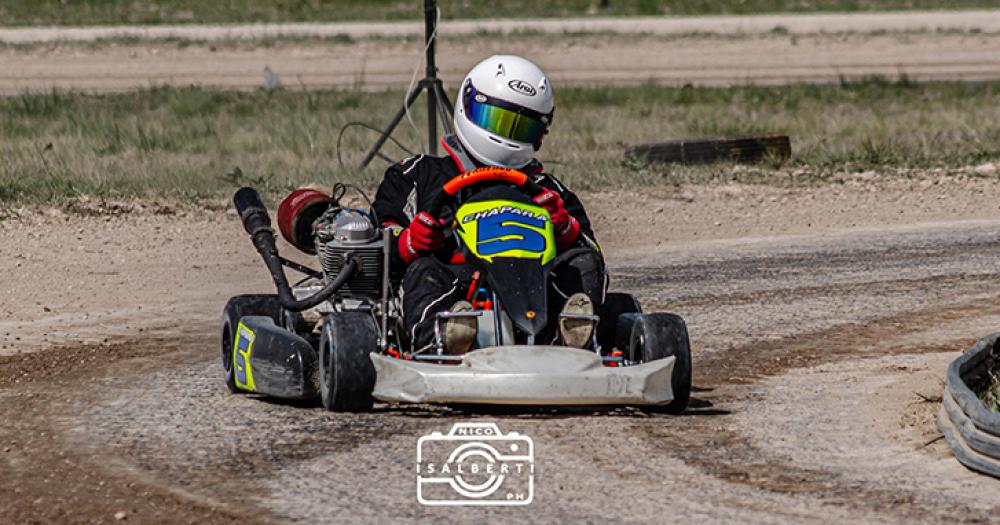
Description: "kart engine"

(314, 208), (384, 299)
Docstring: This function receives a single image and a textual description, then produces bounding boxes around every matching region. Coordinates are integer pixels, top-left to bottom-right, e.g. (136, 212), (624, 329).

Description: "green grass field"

(3, 78), (1000, 206)
(1, 0), (997, 27)
(982, 367), (1000, 412)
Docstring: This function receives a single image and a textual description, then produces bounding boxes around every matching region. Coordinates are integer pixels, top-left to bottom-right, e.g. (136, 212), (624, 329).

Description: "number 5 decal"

(477, 212), (546, 256)
(234, 323), (256, 391)
(455, 200), (556, 264)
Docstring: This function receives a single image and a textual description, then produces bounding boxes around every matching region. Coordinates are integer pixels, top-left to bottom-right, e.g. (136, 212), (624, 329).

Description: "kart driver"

(373, 54), (606, 354)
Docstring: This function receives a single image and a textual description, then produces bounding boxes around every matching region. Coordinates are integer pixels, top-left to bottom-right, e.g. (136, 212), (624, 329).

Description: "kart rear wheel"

(628, 313), (691, 414)
(221, 294), (282, 394)
(319, 312), (378, 412)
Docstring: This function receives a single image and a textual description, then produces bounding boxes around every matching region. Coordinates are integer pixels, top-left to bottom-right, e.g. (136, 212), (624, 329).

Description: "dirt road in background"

(0, 10), (1000, 44)
(3, 178), (1000, 522)
(4, 12), (1000, 93)
(4, 10), (1000, 43)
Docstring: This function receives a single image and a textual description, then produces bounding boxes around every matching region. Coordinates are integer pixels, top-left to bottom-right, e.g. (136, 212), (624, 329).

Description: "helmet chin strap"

(442, 134), (543, 175)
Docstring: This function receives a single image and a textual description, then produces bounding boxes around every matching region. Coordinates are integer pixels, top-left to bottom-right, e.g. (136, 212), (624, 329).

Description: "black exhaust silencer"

(232, 187), (358, 312)
(234, 187), (272, 237)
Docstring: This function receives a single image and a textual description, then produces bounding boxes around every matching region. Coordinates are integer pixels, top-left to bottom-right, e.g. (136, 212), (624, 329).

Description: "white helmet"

(453, 54), (554, 170)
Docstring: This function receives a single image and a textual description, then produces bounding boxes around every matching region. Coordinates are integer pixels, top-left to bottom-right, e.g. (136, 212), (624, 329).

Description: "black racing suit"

(372, 136), (606, 352)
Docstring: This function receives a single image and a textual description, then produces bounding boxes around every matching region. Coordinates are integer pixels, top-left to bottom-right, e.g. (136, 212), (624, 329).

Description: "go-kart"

(222, 167), (692, 413)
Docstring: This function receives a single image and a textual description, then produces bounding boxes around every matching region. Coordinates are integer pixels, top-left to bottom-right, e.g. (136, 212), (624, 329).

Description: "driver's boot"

(443, 301), (478, 355)
(559, 292), (595, 348)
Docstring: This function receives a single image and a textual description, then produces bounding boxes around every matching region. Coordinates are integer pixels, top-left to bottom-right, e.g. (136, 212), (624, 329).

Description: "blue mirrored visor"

(463, 84), (552, 145)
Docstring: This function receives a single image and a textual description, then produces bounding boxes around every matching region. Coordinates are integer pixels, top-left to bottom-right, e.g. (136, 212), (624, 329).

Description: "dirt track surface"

(3, 178), (1000, 523)
(5, 13), (1000, 93)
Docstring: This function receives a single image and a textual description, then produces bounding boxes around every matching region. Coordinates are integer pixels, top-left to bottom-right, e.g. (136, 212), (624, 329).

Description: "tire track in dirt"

(637, 295), (1000, 523)
(63, 282), (1000, 522)
(0, 331), (263, 524)
(657, 272), (1000, 311)
(5, 220), (1000, 522)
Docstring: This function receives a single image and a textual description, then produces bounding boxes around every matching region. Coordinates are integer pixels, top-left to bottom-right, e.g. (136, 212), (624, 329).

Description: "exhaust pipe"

(233, 187), (357, 312)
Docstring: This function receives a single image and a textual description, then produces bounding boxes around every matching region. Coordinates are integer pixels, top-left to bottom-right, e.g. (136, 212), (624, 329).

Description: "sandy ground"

(3, 174), (1000, 522)
(5, 11), (1000, 524)
(3, 10), (1000, 43)
(5, 19), (1000, 93)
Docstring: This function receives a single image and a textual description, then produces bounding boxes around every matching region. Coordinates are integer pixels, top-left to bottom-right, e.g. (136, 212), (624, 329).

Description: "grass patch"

(982, 371), (1000, 412)
(4, 27), (996, 54)
(3, 78), (1000, 206)
(0, 33), (368, 53)
(1, 1), (999, 26)
(980, 356), (1000, 412)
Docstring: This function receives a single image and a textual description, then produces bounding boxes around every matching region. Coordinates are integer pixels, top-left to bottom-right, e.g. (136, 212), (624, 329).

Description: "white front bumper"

(370, 346), (675, 406)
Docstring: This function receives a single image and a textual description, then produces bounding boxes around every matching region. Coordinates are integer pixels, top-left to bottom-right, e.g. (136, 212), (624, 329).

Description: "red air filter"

(277, 188), (332, 254)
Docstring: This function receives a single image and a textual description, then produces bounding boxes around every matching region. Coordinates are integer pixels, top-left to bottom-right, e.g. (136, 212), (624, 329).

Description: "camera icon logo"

(417, 422), (534, 506)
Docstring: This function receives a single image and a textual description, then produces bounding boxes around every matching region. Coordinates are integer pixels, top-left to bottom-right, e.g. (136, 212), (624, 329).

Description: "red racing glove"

(533, 189), (580, 250)
(398, 212), (447, 265)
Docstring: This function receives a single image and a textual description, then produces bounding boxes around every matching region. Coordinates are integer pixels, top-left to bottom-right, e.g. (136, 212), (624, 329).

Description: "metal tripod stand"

(360, 0), (453, 168)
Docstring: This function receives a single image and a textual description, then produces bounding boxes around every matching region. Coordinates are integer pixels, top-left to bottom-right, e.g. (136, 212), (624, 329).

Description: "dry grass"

(2, 0), (997, 27)
(981, 358), (1000, 412)
(3, 78), (1000, 206)
(561, 77), (1000, 189)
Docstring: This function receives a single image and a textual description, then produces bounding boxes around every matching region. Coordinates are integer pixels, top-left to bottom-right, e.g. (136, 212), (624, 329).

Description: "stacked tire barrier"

(938, 333), (1000, 478)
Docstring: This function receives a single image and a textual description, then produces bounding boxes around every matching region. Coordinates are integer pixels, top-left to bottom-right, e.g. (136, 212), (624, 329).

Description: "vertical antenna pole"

(424, 0), (438, 155)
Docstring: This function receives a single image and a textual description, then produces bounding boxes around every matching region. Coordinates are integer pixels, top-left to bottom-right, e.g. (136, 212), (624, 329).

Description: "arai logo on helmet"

(507, 80), (537, 97)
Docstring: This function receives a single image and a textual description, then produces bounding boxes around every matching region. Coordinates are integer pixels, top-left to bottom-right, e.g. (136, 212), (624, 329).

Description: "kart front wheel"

(319, 312), (378, 412)
(628, 313), (692, 414)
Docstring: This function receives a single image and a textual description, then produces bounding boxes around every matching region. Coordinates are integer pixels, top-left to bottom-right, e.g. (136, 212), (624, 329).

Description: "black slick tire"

(628, 313), (692, 414)
(319, 312), (378, 412)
